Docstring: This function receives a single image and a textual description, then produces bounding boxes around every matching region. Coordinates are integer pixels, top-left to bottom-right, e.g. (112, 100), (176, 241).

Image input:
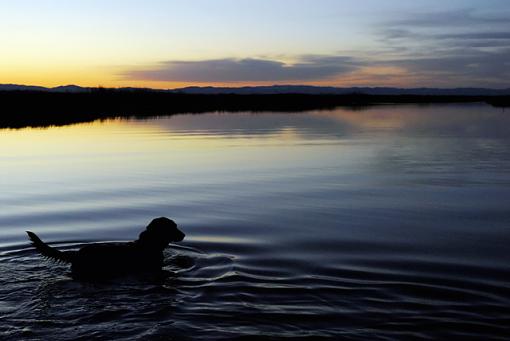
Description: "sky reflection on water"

(0, 104), (509, 339)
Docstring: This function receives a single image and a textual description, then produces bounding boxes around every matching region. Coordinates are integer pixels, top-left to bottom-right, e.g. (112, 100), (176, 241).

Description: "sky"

(0, 0), (509, 89)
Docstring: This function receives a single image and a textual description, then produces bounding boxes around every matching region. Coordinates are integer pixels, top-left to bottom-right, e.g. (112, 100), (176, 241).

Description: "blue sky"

(0, 0), (509, 88)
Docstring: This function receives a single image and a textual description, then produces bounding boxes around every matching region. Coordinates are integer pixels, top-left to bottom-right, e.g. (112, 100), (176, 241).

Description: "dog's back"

(71, 242), (164, 279)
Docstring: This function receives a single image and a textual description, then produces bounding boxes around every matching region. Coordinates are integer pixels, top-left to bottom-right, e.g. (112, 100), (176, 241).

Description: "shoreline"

(1, 90), (508, 129)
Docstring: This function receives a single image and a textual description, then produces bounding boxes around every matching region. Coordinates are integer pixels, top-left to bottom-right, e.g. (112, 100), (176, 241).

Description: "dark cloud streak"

(376, 8), (510, 87)
(436, 32), (510, 40)
(124, 56), (362, 82)
(389, 8), (510, 29)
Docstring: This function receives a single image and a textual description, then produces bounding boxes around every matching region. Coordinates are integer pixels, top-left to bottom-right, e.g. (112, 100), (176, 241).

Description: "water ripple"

(2, 107), (510, 339)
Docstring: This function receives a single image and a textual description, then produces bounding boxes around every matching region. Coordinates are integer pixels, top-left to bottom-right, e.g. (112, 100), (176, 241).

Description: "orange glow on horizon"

(0, 64), (420, 89)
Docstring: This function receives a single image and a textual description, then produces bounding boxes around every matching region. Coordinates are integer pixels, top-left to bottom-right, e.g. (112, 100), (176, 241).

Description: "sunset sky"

(1, 0), (509, 89)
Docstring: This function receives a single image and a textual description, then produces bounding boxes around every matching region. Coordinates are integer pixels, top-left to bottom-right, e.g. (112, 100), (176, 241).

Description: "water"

(1, 103), (509, 340)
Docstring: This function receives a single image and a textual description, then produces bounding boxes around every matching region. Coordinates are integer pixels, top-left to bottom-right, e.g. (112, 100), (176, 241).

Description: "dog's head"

(137, 217), (185, 249)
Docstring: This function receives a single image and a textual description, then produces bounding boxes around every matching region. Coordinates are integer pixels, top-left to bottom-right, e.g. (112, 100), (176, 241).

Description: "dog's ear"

(137, 229), (150, 243)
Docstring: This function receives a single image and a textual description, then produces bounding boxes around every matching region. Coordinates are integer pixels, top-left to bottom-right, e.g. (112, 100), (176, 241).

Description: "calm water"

(1, 104), (510, 340)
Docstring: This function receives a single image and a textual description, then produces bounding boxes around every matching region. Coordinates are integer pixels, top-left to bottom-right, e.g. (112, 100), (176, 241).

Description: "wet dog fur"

(27, 217), (185, 280)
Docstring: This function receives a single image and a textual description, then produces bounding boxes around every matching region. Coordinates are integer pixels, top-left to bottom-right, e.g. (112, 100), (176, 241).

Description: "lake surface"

(1, 104), (509, 340)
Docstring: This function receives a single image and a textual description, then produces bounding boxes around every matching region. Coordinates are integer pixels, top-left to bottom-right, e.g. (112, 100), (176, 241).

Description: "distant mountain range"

(0, 84), (89, 92)
(1, 83), (510, 96)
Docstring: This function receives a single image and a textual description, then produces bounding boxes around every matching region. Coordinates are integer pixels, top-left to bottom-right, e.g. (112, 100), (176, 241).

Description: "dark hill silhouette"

(175, 85), (510, 96)
(0, 84), (510, 96)
(2, 83), (510, 96)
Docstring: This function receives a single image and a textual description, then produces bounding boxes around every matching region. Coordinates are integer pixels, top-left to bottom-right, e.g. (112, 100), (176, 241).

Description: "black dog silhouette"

(26, 217), (185, 280)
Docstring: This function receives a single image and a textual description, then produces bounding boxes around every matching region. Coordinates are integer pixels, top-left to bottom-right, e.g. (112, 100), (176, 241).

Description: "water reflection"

(1, 104), (510, 339)
(142, 103), (510, 138)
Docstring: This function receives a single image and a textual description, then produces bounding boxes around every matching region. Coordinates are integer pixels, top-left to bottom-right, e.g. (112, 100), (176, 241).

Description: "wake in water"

(3, 235), (510, 340)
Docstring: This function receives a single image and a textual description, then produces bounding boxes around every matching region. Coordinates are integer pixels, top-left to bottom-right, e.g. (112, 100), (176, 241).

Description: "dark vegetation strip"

(0, 90), (508, 128)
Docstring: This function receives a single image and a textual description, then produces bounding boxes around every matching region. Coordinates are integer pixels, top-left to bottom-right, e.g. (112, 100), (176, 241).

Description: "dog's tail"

(26, 231), (75, 264)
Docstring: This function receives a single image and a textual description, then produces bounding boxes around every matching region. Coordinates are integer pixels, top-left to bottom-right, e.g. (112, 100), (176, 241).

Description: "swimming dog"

(26, 217), (185, 280)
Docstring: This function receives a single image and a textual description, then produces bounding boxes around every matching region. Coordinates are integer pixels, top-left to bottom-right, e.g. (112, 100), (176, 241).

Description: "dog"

(26, 217), (185, 280)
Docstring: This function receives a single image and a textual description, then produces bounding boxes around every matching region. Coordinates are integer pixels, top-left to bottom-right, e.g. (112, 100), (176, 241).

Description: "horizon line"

(2, 83), (510, 91)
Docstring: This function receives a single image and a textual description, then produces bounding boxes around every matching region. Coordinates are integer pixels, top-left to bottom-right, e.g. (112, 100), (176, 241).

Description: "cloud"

(386, 50), (510, 87)
(123, 56), (362, 83)
(380, 8), (510, 47)
(373, 8), (510, 87)
(122, 8), (510, 88)
(388, 8), (509, 29)
(436, 32), (510, 41)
